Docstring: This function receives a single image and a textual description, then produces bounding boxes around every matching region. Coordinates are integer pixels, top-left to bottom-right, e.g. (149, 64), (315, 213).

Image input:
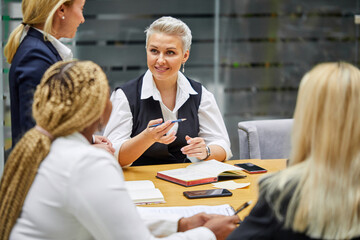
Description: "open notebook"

(156, 160), (245, 186)
(125, 180), (165, 205)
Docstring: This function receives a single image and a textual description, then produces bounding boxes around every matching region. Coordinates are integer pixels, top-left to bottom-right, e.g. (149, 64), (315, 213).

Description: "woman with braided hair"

(5, 0), (114, 153)
(0, 60), (239, 240)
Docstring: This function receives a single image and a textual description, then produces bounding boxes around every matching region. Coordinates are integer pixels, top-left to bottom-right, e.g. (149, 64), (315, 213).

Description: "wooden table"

(123, 159), (287, 219)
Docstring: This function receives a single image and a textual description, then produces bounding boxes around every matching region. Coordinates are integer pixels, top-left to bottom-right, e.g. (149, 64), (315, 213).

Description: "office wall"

(219, 0), (359, 157)
(2, 0), (359, 159)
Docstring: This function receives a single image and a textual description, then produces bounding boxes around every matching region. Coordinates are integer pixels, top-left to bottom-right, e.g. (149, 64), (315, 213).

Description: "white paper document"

(186, 160), (243, 177)
(212, 181), (250, 190)
(137, 204), (236, 218)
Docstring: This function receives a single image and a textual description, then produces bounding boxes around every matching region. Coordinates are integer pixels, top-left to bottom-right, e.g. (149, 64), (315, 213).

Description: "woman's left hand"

(181, 135), (208, 160)
(93, 135), (113, 146)
(178, 213), (213, 232)
(178, 213), (239, 232)
(93, 135), (115, 154)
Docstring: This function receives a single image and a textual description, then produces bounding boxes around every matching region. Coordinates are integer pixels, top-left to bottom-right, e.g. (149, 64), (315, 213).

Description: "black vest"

(119, 74), (202, 166)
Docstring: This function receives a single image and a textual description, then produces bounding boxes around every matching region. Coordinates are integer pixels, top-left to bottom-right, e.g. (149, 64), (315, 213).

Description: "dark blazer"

(227, 189), (360, 240)
(9, 27), (62, 147)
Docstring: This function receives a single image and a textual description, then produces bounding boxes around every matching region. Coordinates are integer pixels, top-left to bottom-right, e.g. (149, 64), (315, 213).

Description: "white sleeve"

(67, 149), (215, 240)
(139, 212), (181, 237)
(198, 86), (233, 160)
(103, 89), (133, 159)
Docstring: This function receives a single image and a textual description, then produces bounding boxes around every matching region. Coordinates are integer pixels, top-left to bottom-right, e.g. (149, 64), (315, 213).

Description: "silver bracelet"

(201, 146), (211, 160)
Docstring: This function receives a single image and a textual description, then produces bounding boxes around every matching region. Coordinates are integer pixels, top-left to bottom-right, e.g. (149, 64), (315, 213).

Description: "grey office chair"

(238, 119), (293, 159)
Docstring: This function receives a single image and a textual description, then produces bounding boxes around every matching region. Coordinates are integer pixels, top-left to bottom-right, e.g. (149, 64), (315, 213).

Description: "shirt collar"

(141, 70), (159, 100)
(177, 71), (198, 95)
(49, 36), (73, 61)
(21, 26), (73, 61)
(64, 132), (91, 145)
(140, 70), (198, 101)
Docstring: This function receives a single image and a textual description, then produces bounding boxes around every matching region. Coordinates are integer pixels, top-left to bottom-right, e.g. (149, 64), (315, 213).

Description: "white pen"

(149, 118), (187, 128)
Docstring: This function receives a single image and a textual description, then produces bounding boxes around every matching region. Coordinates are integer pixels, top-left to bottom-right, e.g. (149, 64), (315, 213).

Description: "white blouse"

(10, 133), (215, 240)
(104, 70), (233, 161)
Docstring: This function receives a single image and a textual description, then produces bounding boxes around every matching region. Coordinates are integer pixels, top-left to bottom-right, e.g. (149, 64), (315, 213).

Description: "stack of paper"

(125, 180), (165, 205)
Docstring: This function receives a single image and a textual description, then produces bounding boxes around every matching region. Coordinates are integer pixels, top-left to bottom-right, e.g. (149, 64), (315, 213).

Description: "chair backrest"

(238, 119), (293, 159)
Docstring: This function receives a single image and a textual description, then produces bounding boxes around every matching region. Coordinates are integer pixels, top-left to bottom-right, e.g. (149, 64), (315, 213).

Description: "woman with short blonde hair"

(228, 62), (360, 239)
(104, 16), (232, 166)
(145, 16), (192, 53)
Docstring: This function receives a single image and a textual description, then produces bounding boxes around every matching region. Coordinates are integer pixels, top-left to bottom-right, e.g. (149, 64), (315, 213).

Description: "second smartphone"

(183, 189), (232, 199)
(235, 163), (267, 174)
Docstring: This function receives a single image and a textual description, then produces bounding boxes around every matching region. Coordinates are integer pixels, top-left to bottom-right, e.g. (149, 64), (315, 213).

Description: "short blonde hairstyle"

(4, 0), (74, 63)
(260, 62), (360, 239)
(145, 16), (192, 53)
(0, 60), (109, 239)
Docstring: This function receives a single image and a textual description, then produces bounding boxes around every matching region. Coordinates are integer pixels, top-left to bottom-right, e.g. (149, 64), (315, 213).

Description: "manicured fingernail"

(187, 140), (191, 144)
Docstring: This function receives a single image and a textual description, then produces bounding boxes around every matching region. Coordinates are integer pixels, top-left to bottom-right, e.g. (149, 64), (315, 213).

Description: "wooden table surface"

(123, 159), (287, 219)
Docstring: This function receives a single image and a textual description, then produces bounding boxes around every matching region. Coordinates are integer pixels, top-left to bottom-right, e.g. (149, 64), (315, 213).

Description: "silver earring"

(62, 16), (65, 20)
(182, 63), (185, 73)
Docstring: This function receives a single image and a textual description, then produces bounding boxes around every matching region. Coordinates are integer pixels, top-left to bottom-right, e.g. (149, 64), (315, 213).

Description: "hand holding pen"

(144, 118), (177, 145)
(232, 201), (252, 226)
(234, 201), (252, 215)
(149, 118), (187, 128)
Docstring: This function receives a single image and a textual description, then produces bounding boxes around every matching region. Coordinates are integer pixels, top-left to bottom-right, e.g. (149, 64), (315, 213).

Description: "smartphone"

(235, 163), (267, 174)
(183, 189), (232, 199)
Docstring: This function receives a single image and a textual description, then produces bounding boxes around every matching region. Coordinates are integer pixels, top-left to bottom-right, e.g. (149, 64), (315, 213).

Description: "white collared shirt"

(104, 70), (233, 161)
(20, 26), (73, 61)
(10, 132), (215, 240)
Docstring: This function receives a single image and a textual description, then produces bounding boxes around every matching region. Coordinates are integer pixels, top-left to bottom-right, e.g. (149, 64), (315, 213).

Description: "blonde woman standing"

(227, 62), (360, 240)
(0, 60), (238, 240)
(5, 0), (113, 153)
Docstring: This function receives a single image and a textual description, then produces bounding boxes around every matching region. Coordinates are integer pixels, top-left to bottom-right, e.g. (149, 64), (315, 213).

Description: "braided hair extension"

(0, 60), (109, 239)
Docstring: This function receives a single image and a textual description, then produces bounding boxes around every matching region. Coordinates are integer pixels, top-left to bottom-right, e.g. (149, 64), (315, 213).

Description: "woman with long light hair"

(5, 0), (113, 153)
(228, 62), (360, 239)
(5, 0), (85, 147)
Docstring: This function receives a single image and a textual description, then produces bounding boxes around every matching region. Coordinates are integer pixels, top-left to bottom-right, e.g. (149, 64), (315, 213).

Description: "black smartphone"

(183, 189), (232, 199)
(235, 163), (267, 174)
